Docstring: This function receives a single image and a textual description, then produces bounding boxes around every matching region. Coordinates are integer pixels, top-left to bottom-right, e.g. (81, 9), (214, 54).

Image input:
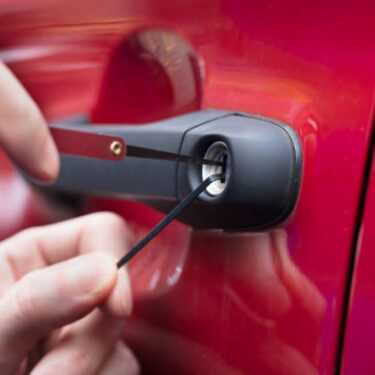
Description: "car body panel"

(341, 147), (375, 375)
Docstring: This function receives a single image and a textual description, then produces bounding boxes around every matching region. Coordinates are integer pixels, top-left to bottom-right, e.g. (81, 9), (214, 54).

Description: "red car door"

(0, 1), (374, 374)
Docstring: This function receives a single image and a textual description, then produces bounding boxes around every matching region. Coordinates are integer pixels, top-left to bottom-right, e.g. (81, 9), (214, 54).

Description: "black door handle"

(44, 109), (302, 231)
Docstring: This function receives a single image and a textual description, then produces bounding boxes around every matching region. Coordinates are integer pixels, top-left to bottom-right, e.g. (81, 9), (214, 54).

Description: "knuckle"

(11, 226), (41, 246)
(10, 273), (38, 322)
(99, 212), (126, 227)
(15, 227), (38, 241)
(7, 227), (42, 255)
(91, 212), (128, 233)
(80, 212), (132, 256)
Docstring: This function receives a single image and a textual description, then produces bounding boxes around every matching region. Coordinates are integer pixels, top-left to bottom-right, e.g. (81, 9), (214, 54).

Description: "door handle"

(44, 109), (302, 232)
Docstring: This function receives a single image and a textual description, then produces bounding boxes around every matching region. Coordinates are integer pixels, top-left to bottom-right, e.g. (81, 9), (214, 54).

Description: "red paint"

(92, 30), (203, 124)
(0, 1), (374, 374)
(341, 147), (375, 374)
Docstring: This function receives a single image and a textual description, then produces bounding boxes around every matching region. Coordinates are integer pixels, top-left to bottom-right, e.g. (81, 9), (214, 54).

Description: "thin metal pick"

(117, 173), (224, 268)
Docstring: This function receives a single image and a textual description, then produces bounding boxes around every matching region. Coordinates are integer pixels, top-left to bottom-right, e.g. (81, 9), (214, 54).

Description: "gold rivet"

(110, 141), (123, 157)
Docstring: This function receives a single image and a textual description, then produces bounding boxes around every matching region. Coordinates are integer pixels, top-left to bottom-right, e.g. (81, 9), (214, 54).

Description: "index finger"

(0, 212), (133, 317)
(0, 61), (59, 182)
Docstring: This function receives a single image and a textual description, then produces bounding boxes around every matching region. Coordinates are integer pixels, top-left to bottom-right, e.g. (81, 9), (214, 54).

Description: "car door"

(0, 1), (374, 374)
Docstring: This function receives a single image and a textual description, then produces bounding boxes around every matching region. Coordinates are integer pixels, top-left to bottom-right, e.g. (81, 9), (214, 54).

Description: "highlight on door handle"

(42, 110), (302, 232)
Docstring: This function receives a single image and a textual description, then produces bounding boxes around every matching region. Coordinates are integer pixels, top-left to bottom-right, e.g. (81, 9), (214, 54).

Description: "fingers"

(102, 266), (133, 319)
(99, 342), (140, 375)
(0, 253), (117, 375)
(77, 212), (134, 317)
(31, 310), (125, 375)
(0, 61), (59, 182)
(0, 212), (133, 319)
(0, 212), (130, 275)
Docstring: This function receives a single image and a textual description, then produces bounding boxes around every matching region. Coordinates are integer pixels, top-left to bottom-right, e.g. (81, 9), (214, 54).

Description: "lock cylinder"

(202, 141), (231, 196)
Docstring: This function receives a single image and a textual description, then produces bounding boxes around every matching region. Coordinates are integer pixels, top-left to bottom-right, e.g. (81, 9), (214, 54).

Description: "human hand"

(0, 212), (139, 375)
(0, 61), (59, 182)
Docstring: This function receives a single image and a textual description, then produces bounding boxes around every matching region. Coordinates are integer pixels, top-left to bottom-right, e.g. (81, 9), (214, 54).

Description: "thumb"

(0, 253), (117, 374)
(0, 62), (59, 182)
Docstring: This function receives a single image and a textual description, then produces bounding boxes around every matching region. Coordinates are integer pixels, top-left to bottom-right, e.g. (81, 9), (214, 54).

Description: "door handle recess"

(45, 109), (302, 232)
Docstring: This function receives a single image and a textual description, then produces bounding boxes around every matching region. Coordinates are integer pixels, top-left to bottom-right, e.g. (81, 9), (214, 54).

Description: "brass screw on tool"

(110, 141), (123, 157)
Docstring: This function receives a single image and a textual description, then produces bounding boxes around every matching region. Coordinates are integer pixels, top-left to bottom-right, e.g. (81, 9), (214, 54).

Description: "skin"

(0, 61), (139, 374)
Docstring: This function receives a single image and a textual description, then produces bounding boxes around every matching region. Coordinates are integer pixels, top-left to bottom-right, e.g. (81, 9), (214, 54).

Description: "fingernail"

(39, 138), (60, 182)
(118, 269), (133, 316)
(68, 254), (117, 297)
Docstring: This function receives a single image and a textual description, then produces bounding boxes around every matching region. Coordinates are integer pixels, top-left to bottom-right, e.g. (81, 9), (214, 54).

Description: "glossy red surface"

(341, 148), (375, 375)
(0, 1), (375, 374)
